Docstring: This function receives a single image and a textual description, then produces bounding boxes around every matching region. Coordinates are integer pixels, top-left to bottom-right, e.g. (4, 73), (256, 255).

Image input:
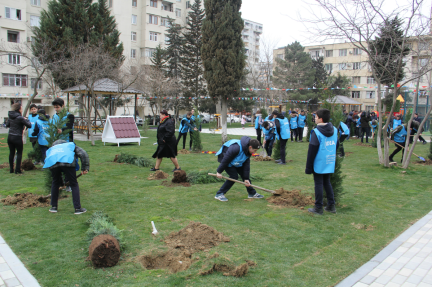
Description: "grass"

(0, 131), (431, 286)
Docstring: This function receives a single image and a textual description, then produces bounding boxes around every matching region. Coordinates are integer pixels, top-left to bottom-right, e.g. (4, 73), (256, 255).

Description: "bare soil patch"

(416, 159), (432, 165)
(162, 181), (191, 187)
(1, 193), (67, 210)
(252, 156), (273, 162)
(0, 162), (9, 169)
(353, 142), (373, 148)
(267, 189), (314, 208)
(351, 223), (376, 231)
(21, 159), (36, 171)
(345, 152), (354, 157)
(178, 149), (190, 155)
(172, 170), (187, 183)
(89, 234), (121, 268)
(113, 154), (119, 162)
(147, 171), (169, 180)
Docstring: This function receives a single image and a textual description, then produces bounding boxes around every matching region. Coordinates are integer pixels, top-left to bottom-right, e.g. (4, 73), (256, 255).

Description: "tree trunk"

(87, 92), (95, 146)
(402, 79), (419, 167)
(221, 97), (228, 143)
(376, 83), (384, 164)
(22, 72), (45, 116)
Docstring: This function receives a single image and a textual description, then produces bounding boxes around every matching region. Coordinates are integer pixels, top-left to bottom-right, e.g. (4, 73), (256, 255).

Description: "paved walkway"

(200, 127), (309, 137)
(0, 235), (40, 287)
(337, 210), (432, 287)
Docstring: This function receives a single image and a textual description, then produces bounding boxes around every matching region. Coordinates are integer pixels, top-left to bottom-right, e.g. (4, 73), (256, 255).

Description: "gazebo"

(319, 95), (362, 110)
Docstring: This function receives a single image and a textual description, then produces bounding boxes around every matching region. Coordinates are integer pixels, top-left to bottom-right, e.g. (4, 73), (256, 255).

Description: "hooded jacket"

(360, 113), (371, 128)
(305, 123), (339, 174)
(47, 140), (90, 171)
(32, 114), (51, 138)
(217, 136), (252, 180)
(6, 111), (32, 137)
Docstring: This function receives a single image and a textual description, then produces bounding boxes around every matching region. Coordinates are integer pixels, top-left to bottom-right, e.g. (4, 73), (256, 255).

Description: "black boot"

(324, 205), (337, 214)
(389, 157), (395, 163)
(308, 205), (323, 215)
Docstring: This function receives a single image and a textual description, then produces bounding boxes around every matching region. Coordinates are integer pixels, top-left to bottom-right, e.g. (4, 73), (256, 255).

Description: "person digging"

(214, 137), (264, 202)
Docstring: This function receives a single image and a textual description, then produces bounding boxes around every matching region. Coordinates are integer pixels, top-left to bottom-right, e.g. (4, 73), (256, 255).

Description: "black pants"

(297, 127), (304, 141)
(313, 173), (335, 208)
(50, 166), (81, 209)
(176, 132), (189, 149)
(256, 129), (262, 146)
(189, 132), (194, 149)
(361, 127), (369, 143)
(40, 145), (48, 162)
(339, 135), (348, 156)
(264, 139), (275, 157)
(389, 142), (405, 162)
(279, 139), (288, 163)
(7, 135), (23, 173)
(291, 129), (298, 141)
(216, 165), (257, 196)
(30, 137), (37, 148)
(410, 131), (426, 144)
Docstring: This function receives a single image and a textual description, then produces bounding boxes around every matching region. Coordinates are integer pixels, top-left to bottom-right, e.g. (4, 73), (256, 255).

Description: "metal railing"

(74, 117), (106, 134)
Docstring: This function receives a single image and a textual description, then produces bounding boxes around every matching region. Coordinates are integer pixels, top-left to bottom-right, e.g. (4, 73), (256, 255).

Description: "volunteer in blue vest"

(262, 121), (276, 157)
(306, 109), (339, 215)
(44, 139), (89, 214)
(52, 98), (74, 142)
(272, 110), (290, 165)
(32, 109), (51, 163)
(214, 137), (263, 202)
(338, 121), (350, 157)
(28, 104), (39, 149)
(297, 110), (306, 142)
(289, 111), (299, 142)
(370, 119), (377, 139)
(177, 112), (198, 150)
(254, 112), (263, 147)
(392, 114), (402, 129)
(389, 124), (408, 163)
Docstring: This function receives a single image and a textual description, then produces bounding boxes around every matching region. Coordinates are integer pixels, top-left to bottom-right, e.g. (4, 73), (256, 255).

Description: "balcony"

(161, 2), (174, 12)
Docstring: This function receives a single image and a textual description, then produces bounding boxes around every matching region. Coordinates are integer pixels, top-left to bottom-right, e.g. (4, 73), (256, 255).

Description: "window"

(150, 0), (157, 7)
(186, 1), (191, 8)
(366, 91), (375, 99)
(131, 32), (137, 41)
(30, 15), (40, 27)
(353, 48), (361, 55)
(339, 63), (346, 70)
(162, 4), (172, 11)
(31, 0), (41, 6)
(132, 15), (137, 24)
(419, 58), (428, 67)
(176, 8), (181, 17)
(5, 7), (21, 20)
(325, 50), (333, 57)
(353, 62), (361, 70)
(145, 48), (156, 58)
(325, 64), (333, 72)
(132, 0), (137, 7)
(149, 14), (158, 24)
(3, 74), (27, 87)
(352, 76), (361, 84)
(339, 49), (347, 56)
(351, 91), (360, 98)
(245, 22), (250, 26)
(150, 32), (158, 42)
(276, 54), (284, 59)
(8, 54), (20, 65)
(412, 72), (424, 82)
(419, 42), (429, 51)
(109, 0), (112, 7)
(367, 77), (375, 84)
(161, 18), (171, 27)
(165, 35), (170, 45)
(31, 78), (42, 89)
(131, 49), (136, 58)
(7, 31), (19, 43)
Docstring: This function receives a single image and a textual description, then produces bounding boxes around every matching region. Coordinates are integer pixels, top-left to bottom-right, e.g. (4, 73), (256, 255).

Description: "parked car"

(201, 114), (211, 123)
(245, 116), (252, 122)
(227, 115), (240, 123)
(121, 114), (144, 126)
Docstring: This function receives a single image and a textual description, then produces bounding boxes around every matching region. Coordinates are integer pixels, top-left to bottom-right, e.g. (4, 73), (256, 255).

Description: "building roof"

(62, 78), (143, 95)
(110, 117), (141, 138)
(320, 95), (362, 105)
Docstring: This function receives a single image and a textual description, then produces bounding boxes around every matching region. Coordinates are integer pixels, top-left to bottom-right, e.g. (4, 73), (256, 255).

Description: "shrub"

(86, 211), (124, 250)
(116, 153), (154, 167)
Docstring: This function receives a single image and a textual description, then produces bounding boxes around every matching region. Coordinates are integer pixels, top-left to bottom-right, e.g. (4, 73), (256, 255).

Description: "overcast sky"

(240, 0), (432, 50)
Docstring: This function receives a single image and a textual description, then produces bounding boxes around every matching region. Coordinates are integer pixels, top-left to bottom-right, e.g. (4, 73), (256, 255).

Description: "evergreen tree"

(151, 45), (167, 70)
(428, 137), (432, 161)
(166, 18), (183, 79)
(330, 150), (346, 204)
(44, 108), (73, 147)
(191, 107), (203, 152)
(202, 0), (245, 142)
(312, 56), (329, 87)
(305, 112), (314, 142)
(328, 73), (351, 97)
(181, 0), (207, 108)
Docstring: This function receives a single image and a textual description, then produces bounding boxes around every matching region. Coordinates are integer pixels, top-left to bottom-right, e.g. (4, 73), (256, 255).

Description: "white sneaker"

(65, 186), (72, 192)
(248, 193), (264, 199)
(215, 195), (228, 202)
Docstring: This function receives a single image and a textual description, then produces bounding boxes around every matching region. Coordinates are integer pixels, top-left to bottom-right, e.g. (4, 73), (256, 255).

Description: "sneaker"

(324, 205), (337, 213)
(423, 141), (427, 145)
(308, 206), (323, 215)
(275, 159), (282, 163)
(49, 207), (58, 213)
(65, 186), (72, 192)
(215, 195), (228, 202)
(278, 162), (286, 165)
(172, 167), (181, 172)
(150, 167), (159, 171)
(74, 208), (87, 215)
(248, 193), (264, 199)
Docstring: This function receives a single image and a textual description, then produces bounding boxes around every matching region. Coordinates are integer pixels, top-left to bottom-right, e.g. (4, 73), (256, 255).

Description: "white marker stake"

(151, 221), (158, 235)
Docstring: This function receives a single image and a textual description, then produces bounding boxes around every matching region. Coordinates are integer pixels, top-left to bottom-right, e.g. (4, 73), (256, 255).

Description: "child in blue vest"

(289, 112), (299, 142)
(28, 104), (39, 148)
(392, 114), (402, 129)
(272, 110), (291, 165)
(297, 110), (306, 142)
(254, 112), (263, 147)
(214, 137), (263, 202)
(306, 109), (339, 215)
(176, 112), (197, 150)
(338, 122), (350, 157)
(262, 121), (276, 157)
(44, 140), (89, 214)
(389, 124), (408, 163)
(32, 109), (50, 163)
(51, 98), (74, 142)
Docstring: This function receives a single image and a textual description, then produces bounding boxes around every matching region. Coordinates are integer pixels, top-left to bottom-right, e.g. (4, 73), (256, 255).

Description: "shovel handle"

(388, 138), (423, 159)
(208, 173), (275, 194)
(64, 173), (83, 186)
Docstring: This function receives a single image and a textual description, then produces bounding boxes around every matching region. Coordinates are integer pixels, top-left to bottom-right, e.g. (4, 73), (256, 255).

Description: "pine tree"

(330, 149), (346, 204)
(181, 0), (207, 108)
(44, 108), (73, 147)
(166, 18), (183, 79)
(151, 45), (167, 70)
(305, 112), (314, 142)
(202, 0), (245, 142)
(191, 107), (203, 152)
(272, 140), (281, 160)
(312, 56), (329, 87)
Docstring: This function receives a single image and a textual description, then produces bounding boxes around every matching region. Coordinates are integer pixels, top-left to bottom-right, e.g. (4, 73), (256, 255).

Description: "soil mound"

(162, 181), (191, 187)
(178, 149), (190, 154)
(0, 163), (9, 169)
(416, 159), (432, 165)
(267, 189), (314, 208)
(89, 234), (121, 268)
(199, 261), (255, 277)
(0, 193), (64, 210)
(172, 170), (187, 183)
(21, 159), (36, 171)
(252, 156), (273, 162)
(148, 170), (169, 180)
(113, 154), (119, 162)
(140, 249), (193, 273)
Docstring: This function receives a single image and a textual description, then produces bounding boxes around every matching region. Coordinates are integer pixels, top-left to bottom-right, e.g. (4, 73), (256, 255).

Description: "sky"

(240, 0), (432, 51)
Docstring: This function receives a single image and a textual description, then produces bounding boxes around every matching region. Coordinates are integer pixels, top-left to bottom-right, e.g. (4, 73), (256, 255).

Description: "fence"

(74, 117), (106, 135)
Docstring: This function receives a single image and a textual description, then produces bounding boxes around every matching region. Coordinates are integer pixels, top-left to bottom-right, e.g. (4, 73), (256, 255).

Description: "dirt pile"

(416, 159), (432, 165)
(1, 193), (66, 210)
(252, 156), (273, 162)
(267, 189), (314, 208)
(113, 154), (119, 162)
(89, 234), (121, 268)
(21, 159), (36, 171)
(147, 171), (169, 180)
(172, 170), (187, 183)
(162, 181), (191, 187)
(200, 261), (255, 277)
(0, 163), (9, 169)
(178, 149), (190, 154)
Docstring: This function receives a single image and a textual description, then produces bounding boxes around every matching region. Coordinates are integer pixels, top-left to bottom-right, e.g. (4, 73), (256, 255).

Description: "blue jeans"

(216, 165), (257, 196)
(313, 173), (335, 208)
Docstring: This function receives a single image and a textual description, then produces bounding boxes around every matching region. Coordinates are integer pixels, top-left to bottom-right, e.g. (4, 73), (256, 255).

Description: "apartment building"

(242, 19), (262, 64)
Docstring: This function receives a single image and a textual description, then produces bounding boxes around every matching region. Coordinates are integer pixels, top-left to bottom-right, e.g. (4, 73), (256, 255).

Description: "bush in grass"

(116, 153), (154, 167)
(187, 170), (263, 184)
(191, 106), (203, 152)
(27, 142), (43, 162)
(86, 211), (124, 250)
(44, 169), (53, 193)
(330, 148), (346, 204)
(306, 113), (314, 142)
(272, 140), (281, 160)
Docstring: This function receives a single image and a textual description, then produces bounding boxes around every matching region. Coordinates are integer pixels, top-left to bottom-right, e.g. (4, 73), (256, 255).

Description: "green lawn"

(0, 131), (431, 287)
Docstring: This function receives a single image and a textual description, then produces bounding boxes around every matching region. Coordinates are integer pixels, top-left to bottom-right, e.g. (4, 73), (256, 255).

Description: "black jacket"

(6, 111), (31, 137)
(217, 136), (252, 180)
(346, 112), (354, 126)
(274, 113), (285, 137)
(156, 116), (176, 145)
(305, 123), (339, 174)
(32, 115), (51, 138)
(360, 113), (371, 128)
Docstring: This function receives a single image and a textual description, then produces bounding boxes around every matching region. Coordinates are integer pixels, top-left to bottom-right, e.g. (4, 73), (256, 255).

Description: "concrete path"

(200, 127), (309, 137)
(0, 235), (40, 287)
(337, 210), (432, 287)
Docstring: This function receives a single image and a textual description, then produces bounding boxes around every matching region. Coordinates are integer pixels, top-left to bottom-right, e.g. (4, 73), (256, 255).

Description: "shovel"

(259, 147), (267, 157)
(388, 138), (426, 162)
(208, 173), (282, 195)
(65, 173), (83, 186)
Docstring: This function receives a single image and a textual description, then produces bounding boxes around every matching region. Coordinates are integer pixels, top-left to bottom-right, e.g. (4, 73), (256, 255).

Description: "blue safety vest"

(370, 121), (377, 133)
(275, 118), (290, 140)
(179, 117), (191, 133)
(290, 117), (298, 129)
(43, 142), (76, 169)
(255, 116), (262, 129)
(36, 119), (50, 146)
(28, 114), (39, 138)
(393, 119), (402, 129)
(298, 115), (306, 128)
(52, 112), (73, 142)
(394, 126), (407, 143)
(356, 118), (361, 127)
(215, 139), (248, 167)
(313, 127), (338, 174)
(264, 116), (274, 122)
(263, 123), (275, 140)
(339, 122), (350, 136)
